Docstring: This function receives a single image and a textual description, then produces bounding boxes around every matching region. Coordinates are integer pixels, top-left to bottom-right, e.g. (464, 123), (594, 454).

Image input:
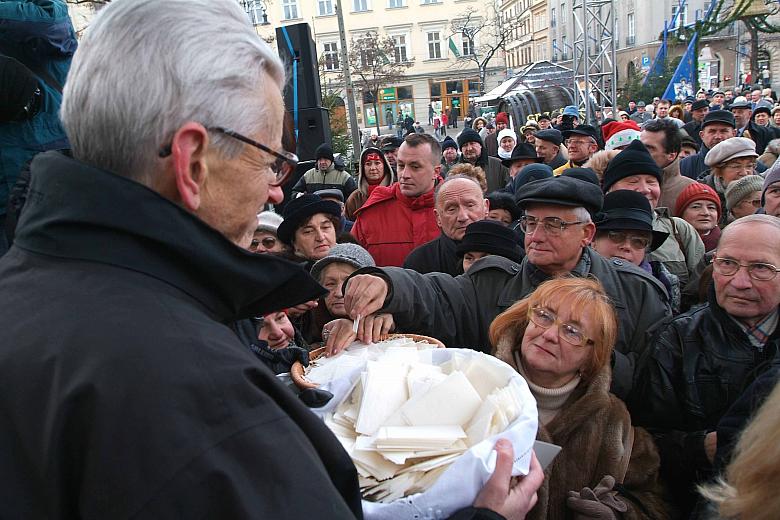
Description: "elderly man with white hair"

(0, 1), (540, 518)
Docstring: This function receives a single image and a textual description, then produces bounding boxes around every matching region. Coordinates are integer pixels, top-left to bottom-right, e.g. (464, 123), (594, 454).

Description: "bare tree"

(449, 6), (521, 96)
(347, 32), (413, 134)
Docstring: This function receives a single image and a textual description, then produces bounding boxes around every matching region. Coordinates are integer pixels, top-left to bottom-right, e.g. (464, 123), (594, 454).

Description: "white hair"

(61, 0), (285, 183)
(571, 206), (593, 223)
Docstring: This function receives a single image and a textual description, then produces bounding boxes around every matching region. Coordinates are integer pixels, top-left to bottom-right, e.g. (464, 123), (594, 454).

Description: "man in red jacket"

(352, 133), (441, 266)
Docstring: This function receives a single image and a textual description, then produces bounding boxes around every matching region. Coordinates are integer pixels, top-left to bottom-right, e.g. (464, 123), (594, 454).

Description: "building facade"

(249, 0), (507, 128)
(545, 0), (779, 97)
(501, 0), (549, 75)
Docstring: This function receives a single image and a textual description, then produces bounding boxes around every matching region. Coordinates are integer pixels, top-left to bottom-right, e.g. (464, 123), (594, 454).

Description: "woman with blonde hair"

(490, 277), (668, 520)
(700, 377), (780, 520)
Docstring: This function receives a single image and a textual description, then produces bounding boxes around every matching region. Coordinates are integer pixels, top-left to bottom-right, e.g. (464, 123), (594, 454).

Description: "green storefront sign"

(379, 88), (396, 102)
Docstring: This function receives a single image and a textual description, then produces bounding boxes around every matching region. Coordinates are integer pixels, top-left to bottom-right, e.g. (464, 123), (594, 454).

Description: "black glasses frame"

(158, 126), (298, 187)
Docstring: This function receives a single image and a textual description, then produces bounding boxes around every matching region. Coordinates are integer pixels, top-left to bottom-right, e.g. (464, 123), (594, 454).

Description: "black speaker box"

(276, 23), (323, 111)
(294, 106), (331, 162)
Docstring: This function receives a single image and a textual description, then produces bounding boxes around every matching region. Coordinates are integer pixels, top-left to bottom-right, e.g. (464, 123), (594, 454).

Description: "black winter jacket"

(373, 249), (671, 399)
(0, 151), (368, 519)
(632, 286), (780, 514)
(403, 233), (464, 276)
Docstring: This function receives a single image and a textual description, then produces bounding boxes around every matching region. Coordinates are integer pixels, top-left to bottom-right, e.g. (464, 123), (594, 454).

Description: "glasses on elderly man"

(712, 257), (779, 281)
(158, 127), (298, 187)
(519, 215), (585, 236)
(528, 306), (593, 347)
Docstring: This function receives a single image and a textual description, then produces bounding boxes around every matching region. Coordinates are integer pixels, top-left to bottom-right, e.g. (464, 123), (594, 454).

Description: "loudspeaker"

(294, 106), (331, 162)
(276, 23), (323, 111)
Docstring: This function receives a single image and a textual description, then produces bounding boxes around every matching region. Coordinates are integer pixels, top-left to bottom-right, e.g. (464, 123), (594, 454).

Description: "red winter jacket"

(351, 182), (440, 267)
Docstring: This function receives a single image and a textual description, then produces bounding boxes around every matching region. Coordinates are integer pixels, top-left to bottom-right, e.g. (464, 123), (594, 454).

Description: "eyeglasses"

(736, 198), (762, 209)
(527, 306), (593, 347)
(249, 236), (278, 252)
(158, 126), (297, 187)
(712, 257), (779, 281)
(519, 216), (585, 236)
(722, 160), (756, 172)
(565, 138), (595, 147)
(603, 231), (651, 250)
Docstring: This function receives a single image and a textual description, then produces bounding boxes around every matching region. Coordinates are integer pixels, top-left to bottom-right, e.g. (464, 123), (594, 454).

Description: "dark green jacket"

(377, 249), (671, 399)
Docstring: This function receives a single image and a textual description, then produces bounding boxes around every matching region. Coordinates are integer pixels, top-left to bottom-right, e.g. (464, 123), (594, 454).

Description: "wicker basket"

(290, 333), (445, 390)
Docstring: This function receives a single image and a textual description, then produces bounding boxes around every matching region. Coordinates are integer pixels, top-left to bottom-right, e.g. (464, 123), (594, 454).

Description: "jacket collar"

(16, 151), (325, 321)
(662, 157), (682, 182)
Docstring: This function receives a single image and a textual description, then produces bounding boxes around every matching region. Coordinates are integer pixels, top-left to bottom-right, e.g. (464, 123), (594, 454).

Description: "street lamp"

(241, 0), (270, 26)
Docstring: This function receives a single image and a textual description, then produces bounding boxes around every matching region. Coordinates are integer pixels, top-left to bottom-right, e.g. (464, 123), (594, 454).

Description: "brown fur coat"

(494, 332), (670, 520)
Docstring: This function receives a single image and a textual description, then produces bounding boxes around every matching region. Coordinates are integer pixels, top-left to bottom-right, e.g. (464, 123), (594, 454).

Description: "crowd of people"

(1, 0), (780, 518)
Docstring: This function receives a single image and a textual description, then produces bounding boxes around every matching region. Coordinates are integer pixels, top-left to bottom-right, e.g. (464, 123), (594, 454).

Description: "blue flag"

(643, 37), (667, 86)
(663, 33), (698, 101)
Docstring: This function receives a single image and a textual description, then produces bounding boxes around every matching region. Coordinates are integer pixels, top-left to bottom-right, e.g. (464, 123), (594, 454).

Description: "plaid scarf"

(732, 309), (779, 352)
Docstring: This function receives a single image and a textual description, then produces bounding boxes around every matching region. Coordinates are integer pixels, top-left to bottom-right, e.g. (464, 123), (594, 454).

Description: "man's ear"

(170, 122), (210, 211)
(582, 221), (597, 246)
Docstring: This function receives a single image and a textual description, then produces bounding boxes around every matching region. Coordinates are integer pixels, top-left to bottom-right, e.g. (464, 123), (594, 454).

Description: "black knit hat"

(601, 140), (663, 193)
(594, 190), (669, 252)
(315, 143), (335, 162)
(381, 135), (403, 151)
(456, 220), (524, 264)
(486, 191), (523, 222)
(691, 99), (709, 111)
(457, 128), (484, 148)
(0, 56), (39, 122)
(277, 194), (342, 245)
(501, 142), (543, 167)
(441, 136), (459, 152)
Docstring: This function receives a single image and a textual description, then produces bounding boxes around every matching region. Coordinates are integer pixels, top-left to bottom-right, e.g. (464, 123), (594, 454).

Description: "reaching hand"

(321, 314), (395, 357)
(343, 274), (388, 321)
(286, 300), (318, 319)
(322, 319), (355, 357)
(473, 440), (544, 520)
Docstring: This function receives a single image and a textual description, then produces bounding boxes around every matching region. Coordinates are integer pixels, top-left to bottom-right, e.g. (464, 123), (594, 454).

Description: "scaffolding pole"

(571, 0), (616, 124)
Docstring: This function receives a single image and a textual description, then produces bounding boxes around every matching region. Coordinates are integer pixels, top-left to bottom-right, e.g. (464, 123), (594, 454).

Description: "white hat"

(497, 129), (516, 143)
(256, 211), (283, 234)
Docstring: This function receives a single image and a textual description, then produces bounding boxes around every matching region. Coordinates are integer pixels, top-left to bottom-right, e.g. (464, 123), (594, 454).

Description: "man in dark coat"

(0, 2), (534, 518)
(339, 176), (672, 399)
(404, 175), (488, 276)
(533, 129), (568, 170)
(633, 215), (780, 516)
(680, 110), (737, 179)
(457, 128), (510, 193)
(730, 96), (774, 155)
(681, 99), (709, 148)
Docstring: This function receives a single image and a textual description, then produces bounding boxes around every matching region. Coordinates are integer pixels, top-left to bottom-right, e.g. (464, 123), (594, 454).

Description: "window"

(323, 42), (340, 70)
(421, 0), (440, 4)
(551, 8), (556, 27)
(393, 35), (408, 62)
(462, 35), (475, 56)
(358, 40), (374, 68)
(552, 38), (558, 61)
(560, 2), (566, 24)
(282, 0), (298, 20)
(388, 0), (404, 7)
(627, 13), (635, 46)
(353, 0), (368, 12)
(561, 35), (568, 60)
(427, 31), (441, 59)
(318, 0), (334, 15)
(246, 0), (267, 25)
(672, 4), (688, 29)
